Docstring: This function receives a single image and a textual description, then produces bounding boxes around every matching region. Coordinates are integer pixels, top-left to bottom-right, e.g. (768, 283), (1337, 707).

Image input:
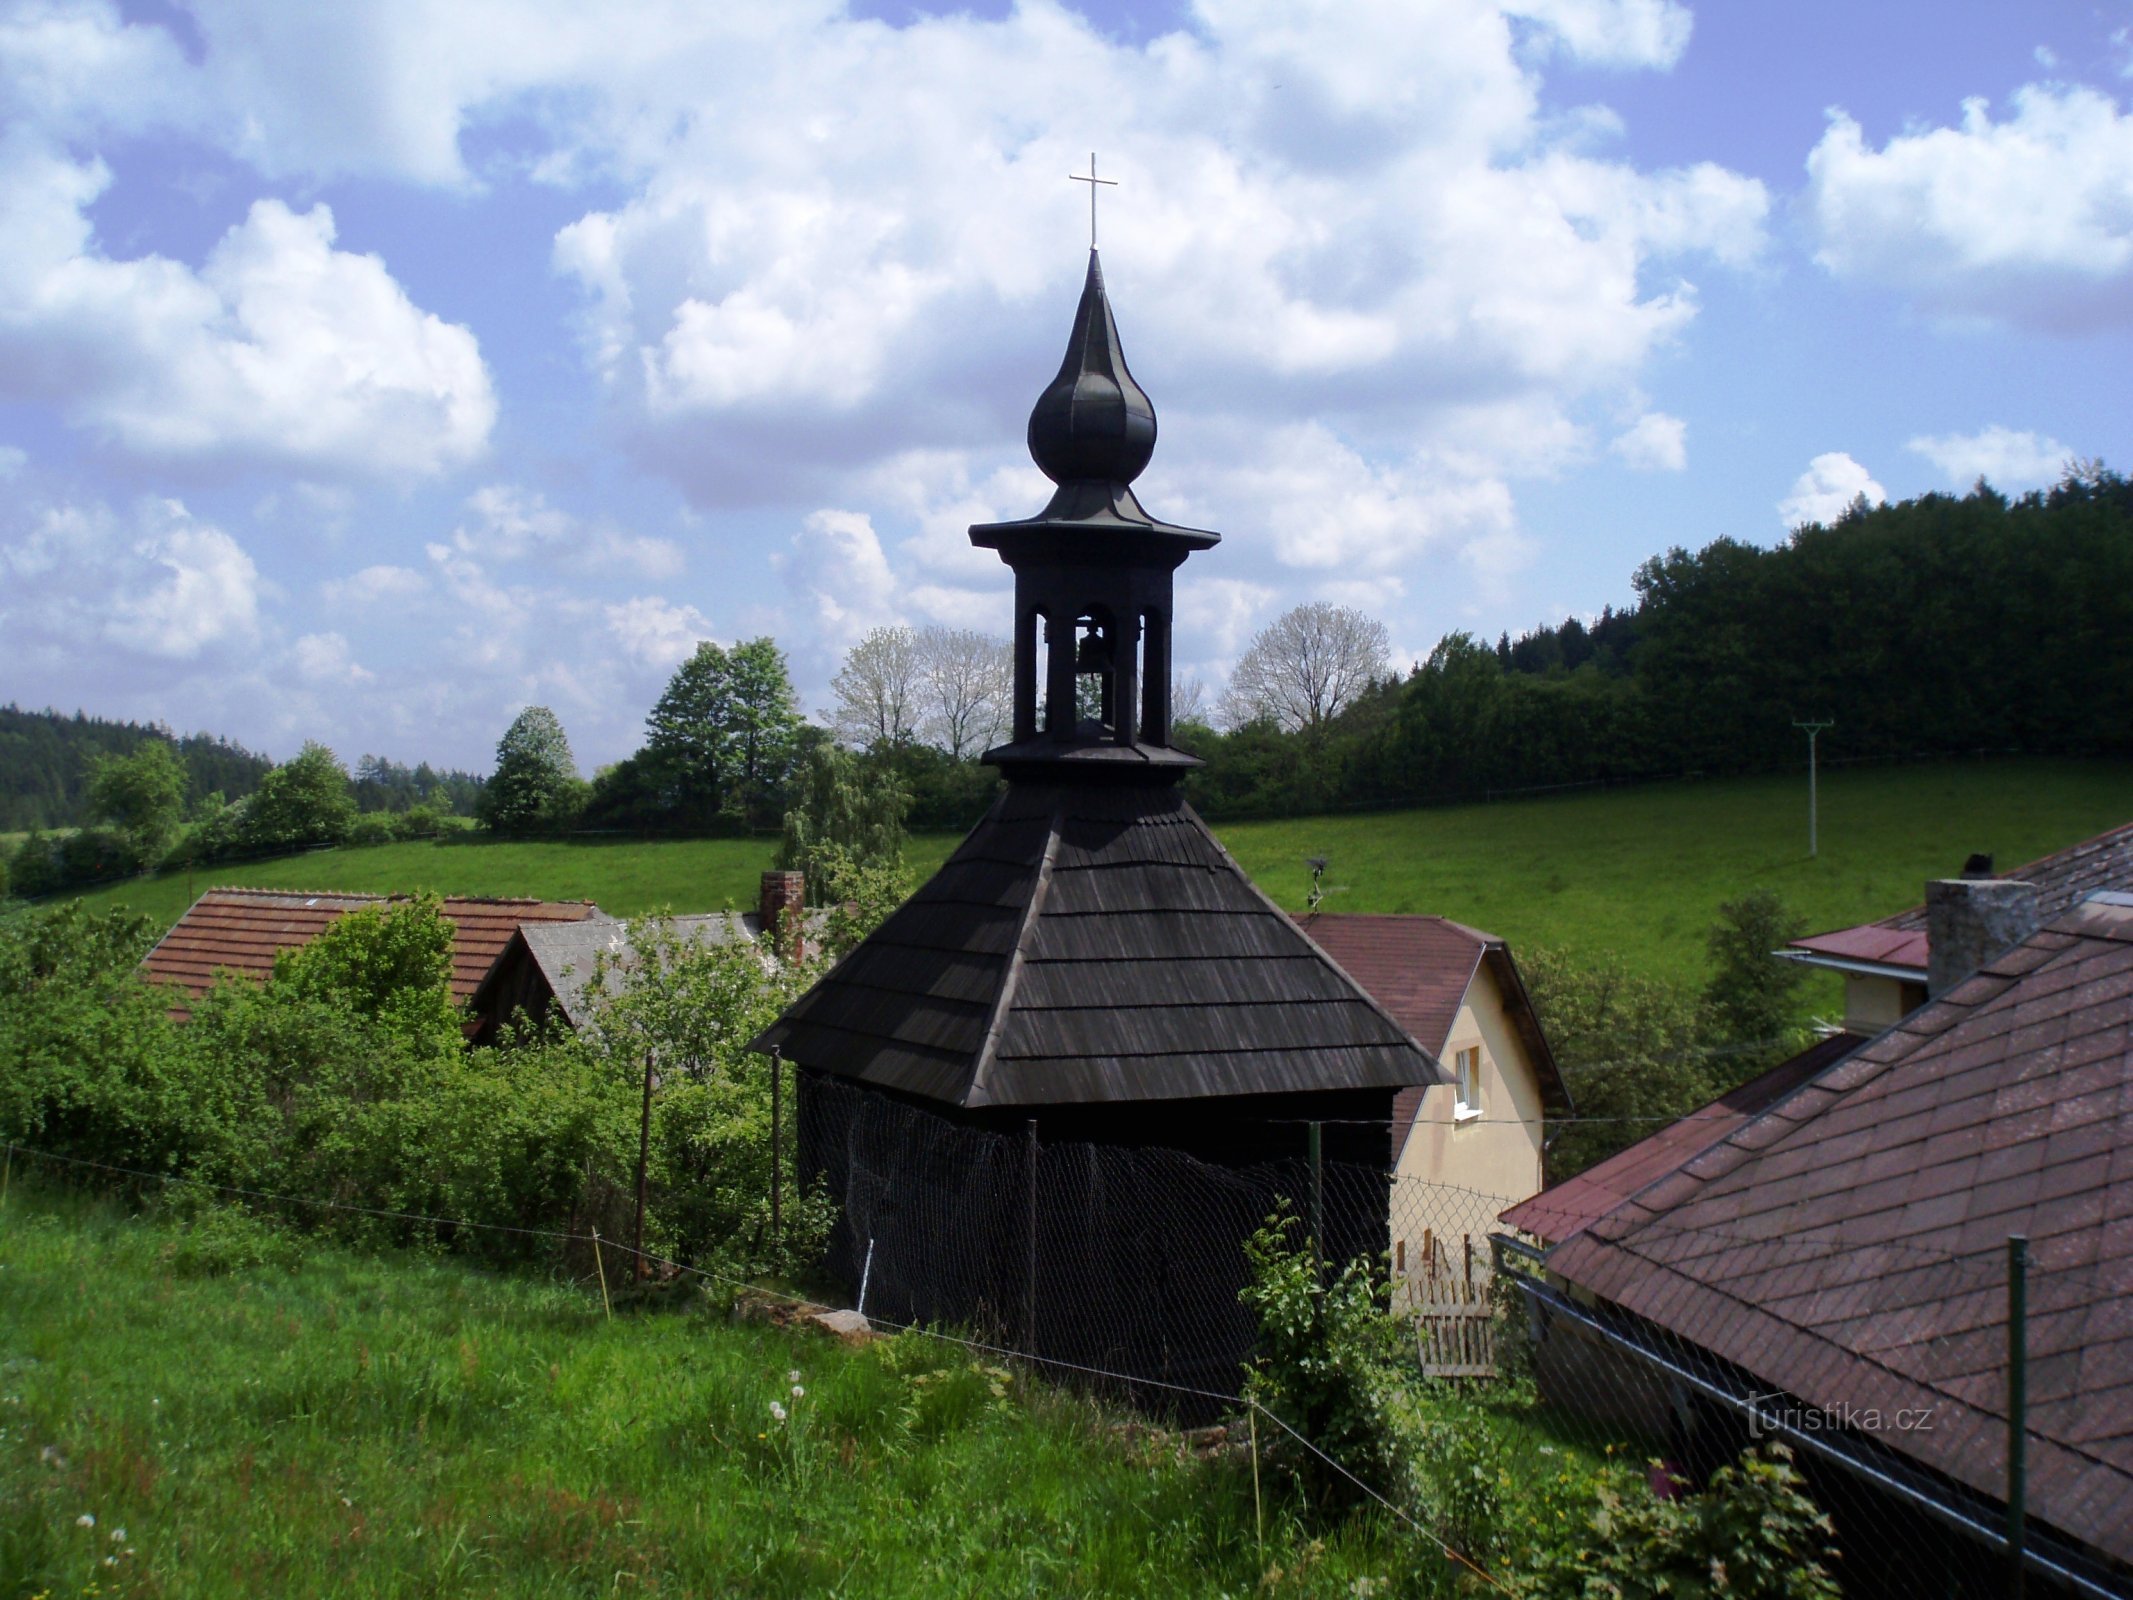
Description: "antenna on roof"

(1305, 856), (1328, 912)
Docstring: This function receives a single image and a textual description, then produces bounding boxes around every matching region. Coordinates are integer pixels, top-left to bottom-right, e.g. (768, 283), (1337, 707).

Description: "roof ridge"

(965, 803), (1064, 1109)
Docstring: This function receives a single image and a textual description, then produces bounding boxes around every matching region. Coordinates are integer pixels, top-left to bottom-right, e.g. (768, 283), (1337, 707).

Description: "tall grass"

(0, 1182), (1402, 1598)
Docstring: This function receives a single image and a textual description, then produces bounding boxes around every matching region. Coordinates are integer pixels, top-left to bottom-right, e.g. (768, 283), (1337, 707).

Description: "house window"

(1453, 1045), (1483, 1121)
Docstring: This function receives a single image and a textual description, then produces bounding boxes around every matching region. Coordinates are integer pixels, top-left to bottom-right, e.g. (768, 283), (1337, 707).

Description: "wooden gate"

(1401, 1230), (1496, 1378)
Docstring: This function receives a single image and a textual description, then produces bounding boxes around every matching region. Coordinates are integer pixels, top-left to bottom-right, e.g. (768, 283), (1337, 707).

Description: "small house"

(1780, 820), (2133, 1034)
(1510, 891), (2133, 1597)
(141, 887), (606, 1019)
(466, 870), (822, 1045)
(1293, 913), (1568, 1308)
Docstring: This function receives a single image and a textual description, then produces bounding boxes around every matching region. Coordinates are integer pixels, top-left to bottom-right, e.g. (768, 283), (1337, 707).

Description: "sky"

(2, 0), (2130, 775)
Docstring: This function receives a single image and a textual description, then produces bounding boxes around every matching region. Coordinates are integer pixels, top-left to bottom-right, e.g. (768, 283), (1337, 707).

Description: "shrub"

(1515, 1444), (1841, 1599)
(349, 812), (399, 846)
(1238, 1202), (1408, 1507)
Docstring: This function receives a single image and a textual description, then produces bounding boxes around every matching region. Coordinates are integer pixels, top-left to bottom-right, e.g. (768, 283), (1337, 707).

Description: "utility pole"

(1793, 719), (1833, 857)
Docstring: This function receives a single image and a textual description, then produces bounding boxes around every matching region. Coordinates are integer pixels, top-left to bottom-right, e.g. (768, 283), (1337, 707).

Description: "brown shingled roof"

(1547, 896), (2133, 1569)
(141, 888), (605, 1011)
(1501, 1030), (1861, 1247)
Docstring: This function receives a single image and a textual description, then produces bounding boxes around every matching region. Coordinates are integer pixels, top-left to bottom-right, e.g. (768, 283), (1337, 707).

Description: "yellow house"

(1294, 913), (1569, 1317)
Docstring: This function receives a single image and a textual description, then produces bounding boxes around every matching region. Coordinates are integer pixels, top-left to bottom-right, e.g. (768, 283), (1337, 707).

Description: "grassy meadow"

(54, 757), (2133, 993)
(0, 1183), (1399, 1599)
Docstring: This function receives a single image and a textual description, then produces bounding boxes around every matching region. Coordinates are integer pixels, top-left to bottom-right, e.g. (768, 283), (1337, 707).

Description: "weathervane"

(1068, 151), (1117, 249)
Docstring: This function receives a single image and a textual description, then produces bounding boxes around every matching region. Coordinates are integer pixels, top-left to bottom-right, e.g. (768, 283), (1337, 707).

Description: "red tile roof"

(1789, 818), (2133, 976)
(141, 888), (604, 1010)
(1501, 1031), (1862, 1246)
(1548, 897), (2133, 1568)
(1292, 913), (1570, 1120)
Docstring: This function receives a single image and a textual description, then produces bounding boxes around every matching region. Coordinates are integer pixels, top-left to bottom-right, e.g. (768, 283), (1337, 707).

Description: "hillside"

(58, 757), (2133, 994)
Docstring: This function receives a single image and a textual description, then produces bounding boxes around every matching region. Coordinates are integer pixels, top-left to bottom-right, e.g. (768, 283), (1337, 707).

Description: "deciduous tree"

(84, 740), (188, 867)
(240, 742), (357, 849)
(915, 625), (1011, 758)
(1220, 602), (1390, 732)
(477, 707), (584, 835)
(830, 626), (922, 750)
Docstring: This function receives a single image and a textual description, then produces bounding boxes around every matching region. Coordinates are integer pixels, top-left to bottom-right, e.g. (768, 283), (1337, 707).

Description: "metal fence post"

(1024, 1119), (1040, 1351)
(2008, 1233), (2029, 1599)
(1307, 1121), (1324, 1272)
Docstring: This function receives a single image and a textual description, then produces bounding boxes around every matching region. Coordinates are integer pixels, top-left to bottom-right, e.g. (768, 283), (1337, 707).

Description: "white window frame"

(1452, 1044), (1484, 1123)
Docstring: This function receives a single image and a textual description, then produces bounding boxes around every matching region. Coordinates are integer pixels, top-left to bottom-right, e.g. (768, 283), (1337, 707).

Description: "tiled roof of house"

(1291, 912), (1569, 1117)
(1500, 1030), (1861, 1246)
(1547, 896), (2133, 1568)
(754, 782), (1446, 1107)
(1789, 818), (2133, 976)
(141, 887), (606, 1009)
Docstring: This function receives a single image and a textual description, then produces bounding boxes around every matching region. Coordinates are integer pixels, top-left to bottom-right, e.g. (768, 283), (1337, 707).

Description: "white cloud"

(292, 631), (374, 683)
(1907, 424), (2075, 490)
(0, 138), (494, 475)
(1808, 86), (2133, 329)
(1198, 421), (1520, 575)
(604, 595), (713, 672)
(778, 507), (903, 651)
(1505, 0), (1692, 68)
(1176, 576), (1278, 660)
(1610, 410), (1686, 470)
(106, 503), (262, 658)
(451, 482), (684, 579)
(1779, 452), (1886, 529)
(0, 444), (24, 479)
(322, 563), (428, 606)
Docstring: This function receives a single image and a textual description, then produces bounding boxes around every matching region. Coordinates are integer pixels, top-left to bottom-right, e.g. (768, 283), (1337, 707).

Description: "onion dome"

(1027, 250), (1157, 487)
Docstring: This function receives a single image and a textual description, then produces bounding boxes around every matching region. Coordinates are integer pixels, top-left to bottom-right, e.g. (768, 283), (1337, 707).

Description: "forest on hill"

(1181, 466), (2133, 819)
(0, 706), (274, 833)
(0, 706), (484, 834)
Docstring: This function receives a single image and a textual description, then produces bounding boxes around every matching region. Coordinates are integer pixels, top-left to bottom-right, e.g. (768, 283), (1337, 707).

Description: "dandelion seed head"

(787, 1370), (800, 1383)
(76, 1513), (94, 1528)
(791, 1384), (805, 1398)
(110, 1528), (125, 1542)
(769, 1400), (787, 1422)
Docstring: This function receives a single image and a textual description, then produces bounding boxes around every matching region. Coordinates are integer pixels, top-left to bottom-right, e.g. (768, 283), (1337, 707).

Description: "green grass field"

(52, 757), (2133, 994)
(0, 1183), (1395, 1598)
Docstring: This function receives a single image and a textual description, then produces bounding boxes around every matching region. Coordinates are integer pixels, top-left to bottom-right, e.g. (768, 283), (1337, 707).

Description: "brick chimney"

(1926, 877), (2040, 997)
(759, 870), (805, 961)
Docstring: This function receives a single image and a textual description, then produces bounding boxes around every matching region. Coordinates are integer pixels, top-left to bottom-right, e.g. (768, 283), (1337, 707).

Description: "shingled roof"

(753, 782), (1444, 1108)
(141, 887), (606, 1009)
(1789, 818), (2133, 977)
(1547, 895), (2133, 1570)
(1501, 1030), (1858, 1247)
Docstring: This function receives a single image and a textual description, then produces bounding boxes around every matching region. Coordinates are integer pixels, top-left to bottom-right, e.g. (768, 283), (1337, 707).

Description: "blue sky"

(2, 0), (2129, 773)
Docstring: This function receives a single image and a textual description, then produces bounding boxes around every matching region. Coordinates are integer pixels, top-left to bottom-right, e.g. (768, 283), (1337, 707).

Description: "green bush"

(1238, 1202), (1408, 1508)
(1514, 1444), (1841, 1599)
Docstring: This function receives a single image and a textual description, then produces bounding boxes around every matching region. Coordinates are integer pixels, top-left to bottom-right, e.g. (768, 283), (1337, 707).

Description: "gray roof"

(752, 781), (1446, 1108)
(523, 912), (822, 1028)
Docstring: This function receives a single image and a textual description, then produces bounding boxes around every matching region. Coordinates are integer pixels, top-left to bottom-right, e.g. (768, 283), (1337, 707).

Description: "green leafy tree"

(777, 742), (909, 904)
(645, 637), (804, 827)
(1520, 946), (1715, 1180)
(1704, 889), (1812, 1067)
(477, 706), (585, 835)
(84, 740), (189, 867)
(240, 742), (358, 849)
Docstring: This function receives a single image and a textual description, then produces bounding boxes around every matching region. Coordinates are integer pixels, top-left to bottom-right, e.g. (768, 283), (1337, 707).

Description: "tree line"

(1184, 466), (2133, 819)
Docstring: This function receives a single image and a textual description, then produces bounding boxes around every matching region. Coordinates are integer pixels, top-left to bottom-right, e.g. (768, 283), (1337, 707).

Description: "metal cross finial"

(1068, 151), (1117, 249)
